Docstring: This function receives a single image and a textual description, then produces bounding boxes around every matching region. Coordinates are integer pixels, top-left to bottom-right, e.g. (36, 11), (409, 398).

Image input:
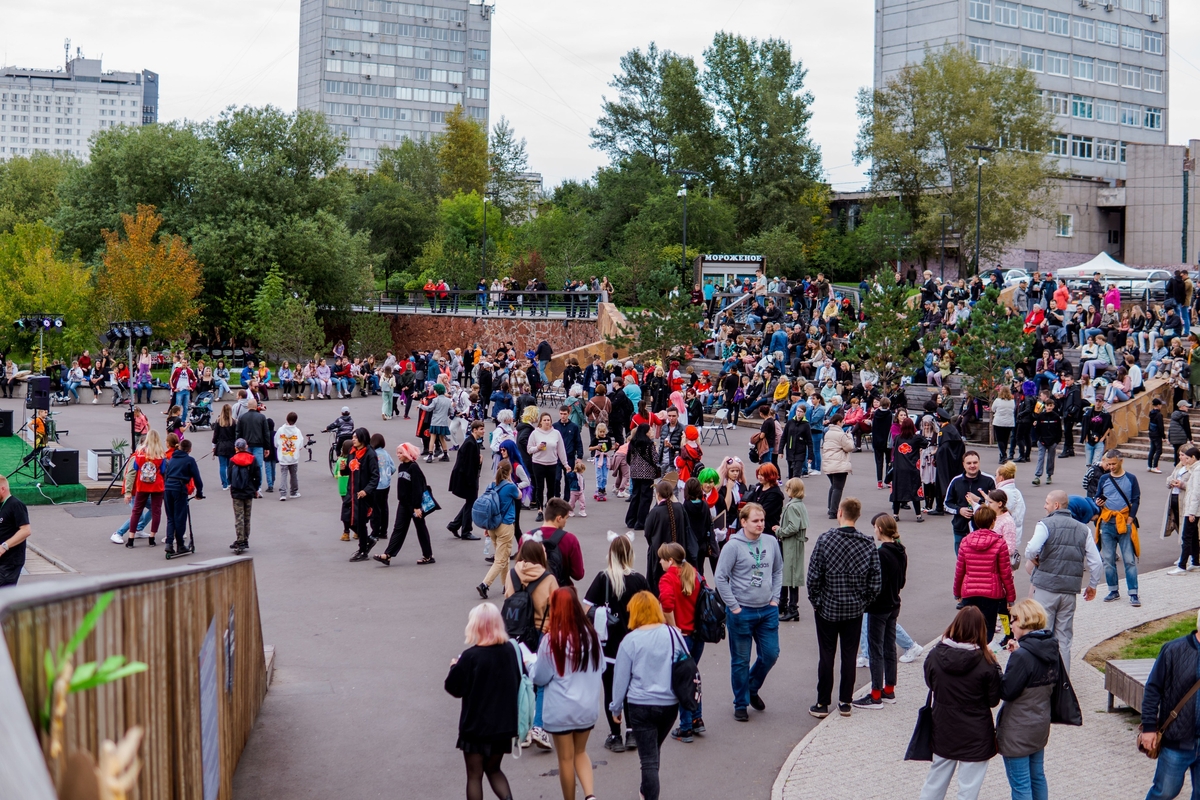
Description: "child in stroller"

(188, 391), (214, 431)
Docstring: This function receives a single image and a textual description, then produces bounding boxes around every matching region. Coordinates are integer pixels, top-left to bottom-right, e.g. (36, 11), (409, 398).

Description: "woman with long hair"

(444, 603), (520, 800)
(918, 606), (1003, 800)
(506, 539), (559, 750)
(714, 456), (748, 548)
(211, 403), (238, 489)
(624, 423), (660, 531)
(125, 430), (166, 547)
(532, 588), (604, 800)
(476, 461), (523, 599)
(820, 412), (854, 519)
(657, 542), (705, 743)
(527, 411), (570, 523)
(991, 385), (1016, 464)
(854, 514), (908, 711)
(746, 463), (784, 535)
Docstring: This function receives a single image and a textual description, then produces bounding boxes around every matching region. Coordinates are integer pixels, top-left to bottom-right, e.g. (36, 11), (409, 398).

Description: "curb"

(27, 542), (79, 574)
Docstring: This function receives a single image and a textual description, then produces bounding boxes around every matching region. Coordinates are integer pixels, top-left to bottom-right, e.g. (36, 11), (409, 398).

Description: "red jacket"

(658, 565), (699, 634)
(953, 528), (1016, 602)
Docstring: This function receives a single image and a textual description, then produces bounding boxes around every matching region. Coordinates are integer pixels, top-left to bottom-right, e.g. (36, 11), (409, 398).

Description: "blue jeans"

(1100, 521), (1138, 593)
(1084, 441), (1104, 465)
(218, 455), (230, 489)
(858, 615), (915, 657)
(534, 684), (544, 729)
(176, 389), (191, 424)
(810, 432), (824, 472)
(251, 447), (265, 491)
(265, 459), (276, 489)
(114, 497), (151, 536)
(1003, 750), (1048, 800)
(214, 377), (230, 397)
(679, 632), (705, 729)
(1145, 740), (1200, 800)
(67, 382), (81, 401)
(1185, 310), (1193, 337)
(726, 604), (780, 709)
(537, 360), (549, 384)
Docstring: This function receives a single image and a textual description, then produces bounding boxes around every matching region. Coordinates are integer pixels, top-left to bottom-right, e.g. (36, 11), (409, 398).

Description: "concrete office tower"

(298, 0), (494, 171)
(874, 0), (1168, 180)
(0, 54), (159, 161)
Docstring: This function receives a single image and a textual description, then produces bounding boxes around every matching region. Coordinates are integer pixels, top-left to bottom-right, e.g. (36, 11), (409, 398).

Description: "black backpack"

(693, 577), (727, 644)
(230, 462), (253, 494)
(1083, 463), (1103, 498)
(502, 569), (549, 648)
(541, 528), (569, 585)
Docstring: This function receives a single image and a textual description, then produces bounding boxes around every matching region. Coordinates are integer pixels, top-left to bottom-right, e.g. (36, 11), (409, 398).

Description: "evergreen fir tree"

(847, 269), (920, 386)
(943, 286), (1031, 398)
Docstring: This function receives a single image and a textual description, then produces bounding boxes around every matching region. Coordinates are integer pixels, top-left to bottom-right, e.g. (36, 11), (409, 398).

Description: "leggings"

(874, 446), (889, 482)
(371, 485), (391, 539)
(827, 472), (848, 516)
(600, 662), (622, 737)
(530, 462), (558, 510)
(462, 752), (511, 800)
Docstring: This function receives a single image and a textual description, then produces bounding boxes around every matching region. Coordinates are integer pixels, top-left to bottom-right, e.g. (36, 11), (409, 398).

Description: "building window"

(1047, 11), (1070, 36)
(470, 68), (486, 80)
(1146, 0), (1163, 16)
(969, 37), (991, 62)
(1144, 107), (1163, 130)
(993, 41), (1018, 66)
(470, 48), (488, 62)
(1071, 95), (1093, 119)
(430, 90), (448, 104)
(1095, 99), (1118, 123)
(1145, 68), (1163, 93)
(1145, 31), (1163, 54)
(1097, 21), (1119, 46)
(1057, 214), (1074, 237)
(1045, 51), (1069, 76)
(1073, 55), (1094, 81)
(1121, 26), (1143, 50)
(1096, 139), (1120, 162)
(1072, 16), (1095, 41)
(1120, 141), (1128, 162)
(1096, 59), (1119, 85)
(1121, 0), (1142, 10)
(1021, 46), (1044, 72)
(468, 86), (487, 99)
(1020, 5), (1044, 31)
(969, 0), (991, 22)
(468, 106), (487, 120)
(1121, 64), (1142, 89)
(1050, 133), (1069, 156)
(1071, 136), (1093, 159)
(1120, 104), (1142, 127)
(994, 0), (1019, 26)
(470, 29), (488, 42)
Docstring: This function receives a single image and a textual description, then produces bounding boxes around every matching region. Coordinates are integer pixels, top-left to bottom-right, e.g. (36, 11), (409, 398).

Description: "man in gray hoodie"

(715, 502), (783, 722)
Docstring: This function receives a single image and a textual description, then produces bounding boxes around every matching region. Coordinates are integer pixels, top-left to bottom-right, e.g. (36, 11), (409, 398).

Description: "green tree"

(0, 152), (77, 233)
(941, 287), (1032, 398)
(348, 173), (438, 291)
(855, 46), (1058, 270)
(847, 270), (919, 386)
(0, 223), (96, 357)
(743, 225), (807, 278)
(851, 200), (914, 274)
(378, 137), (444, 204)
(489, 116), (537, 222)
(255, 294), (328, 362)
(606, 267), (704, 364)
(439, 105), (489, 197)
(349, 312), (394, 359)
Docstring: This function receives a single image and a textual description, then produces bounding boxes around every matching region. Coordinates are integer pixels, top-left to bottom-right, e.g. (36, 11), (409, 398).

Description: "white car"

(1063, 270), (1172, 303)
(1002, 268), (1030, 288)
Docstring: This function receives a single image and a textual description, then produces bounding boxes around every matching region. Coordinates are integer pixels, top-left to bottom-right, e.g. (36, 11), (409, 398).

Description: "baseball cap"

(341, 406), (350, 414)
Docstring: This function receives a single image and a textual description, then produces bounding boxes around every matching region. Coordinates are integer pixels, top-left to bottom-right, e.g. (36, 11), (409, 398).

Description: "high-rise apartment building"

(0, 54), (158, 161)
(874, 0), (1169, 181)
(298, 0), (494, 171)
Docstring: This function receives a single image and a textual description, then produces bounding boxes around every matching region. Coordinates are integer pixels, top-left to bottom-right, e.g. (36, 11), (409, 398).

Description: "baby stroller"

(188, 391), (214, 431)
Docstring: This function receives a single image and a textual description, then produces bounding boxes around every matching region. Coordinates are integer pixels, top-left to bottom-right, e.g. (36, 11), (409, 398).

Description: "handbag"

(588, 575), (620, 645)
(1049, 653), (1082, 726)
(420, 488), (441, 515)
(1138, 678), (1200, 759)
(904, 690), (934, 761)
(668, 627), (701, 713)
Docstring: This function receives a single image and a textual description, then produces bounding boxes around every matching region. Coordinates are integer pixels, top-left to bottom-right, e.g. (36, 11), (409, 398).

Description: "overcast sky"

(5, 0), (1200, 191)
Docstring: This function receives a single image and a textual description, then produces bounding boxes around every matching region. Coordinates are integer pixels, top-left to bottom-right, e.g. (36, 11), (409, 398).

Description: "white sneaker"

(856, 656), (869, 668)
(1168, 566), (1188, 575)
(726, 423), (736, 429)
(135, 530), (152, 539)
(900, 643), (924, 663)
(579, 510), (587, 517)
(290, 493), (301, 499)
(92, 398), (98, 404)
(280, 495), (287, 501)
(569, 510), (576, 517)
(530, 727), (552, 750)
(110, 533), (124, 544)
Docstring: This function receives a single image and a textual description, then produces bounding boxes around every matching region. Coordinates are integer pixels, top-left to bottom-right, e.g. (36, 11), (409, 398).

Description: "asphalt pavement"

(9, 392), (1184, 800)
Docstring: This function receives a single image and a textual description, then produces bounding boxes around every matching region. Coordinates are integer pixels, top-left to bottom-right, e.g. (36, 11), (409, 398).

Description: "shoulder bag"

(668, 627), (701, 713)
(904, 690), (934, 761)
(1138, 677), (1200, 759)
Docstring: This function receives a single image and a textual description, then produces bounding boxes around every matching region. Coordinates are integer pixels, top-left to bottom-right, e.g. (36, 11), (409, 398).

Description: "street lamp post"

(940, 213), (951, 282)
(671, 169), (702, 281)
(966, 145), (996, 276)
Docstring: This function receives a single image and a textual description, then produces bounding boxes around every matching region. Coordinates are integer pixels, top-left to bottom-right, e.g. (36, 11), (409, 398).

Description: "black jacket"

(866, 541), (906, 615)
(1032, 410), (1062, 446)
(535, 341), (553, 362)
(944, 471), (997, 538)
(444, 643), (521, 742)
(236, 410), (271, 448)
(644, 500), (696, 590)
(924, 641), (1003, 762)
(1148, 408), (1165, 439)
(394, 459), (427, 509)
(682, 498), (715, 563)
(870, 408), (893, 447)
(211, 420), (238, 458)
(449, 435), (483, 499)
(1081, 408), (1113, 445)
(1142, 632), (1200, 750)
(746, 482), (784, 536)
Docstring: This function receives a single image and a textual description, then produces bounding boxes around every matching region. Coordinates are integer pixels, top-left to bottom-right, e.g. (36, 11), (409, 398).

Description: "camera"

(124, 410), (134, 422)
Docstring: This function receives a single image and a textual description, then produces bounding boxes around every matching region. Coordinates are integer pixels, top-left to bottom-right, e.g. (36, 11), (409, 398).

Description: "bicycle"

(324, 427), (350, 477)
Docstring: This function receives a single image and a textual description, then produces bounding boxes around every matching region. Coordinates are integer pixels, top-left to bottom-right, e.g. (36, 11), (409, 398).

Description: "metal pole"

(940, 214), (947, 282)
(481, 194), (487, 282)
(974, 158), (983, 277)
(681, 184), (688, 277)
(1183, 166), (1190, 266)
(38, 327), (44, 374)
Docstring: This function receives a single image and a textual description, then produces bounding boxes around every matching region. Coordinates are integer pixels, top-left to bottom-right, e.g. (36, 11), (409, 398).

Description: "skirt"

(457, 734), (513, 755)
(431, 425), (451, 436)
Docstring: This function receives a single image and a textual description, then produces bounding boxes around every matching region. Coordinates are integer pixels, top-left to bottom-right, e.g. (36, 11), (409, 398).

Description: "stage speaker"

(25, 375), (50, 412)
(0, 409), (11, 437)
(45, 448), (79, 485)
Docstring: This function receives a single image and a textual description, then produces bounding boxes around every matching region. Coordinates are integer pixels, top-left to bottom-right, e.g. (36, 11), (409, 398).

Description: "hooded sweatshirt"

(229, 451), (261, 500)
(274, 424), (303, 465)
(996, 629), (1060, 758)
(504, 561), (559, 634)
(714, 531), (783, 611)
(953, 528), (1017, 602)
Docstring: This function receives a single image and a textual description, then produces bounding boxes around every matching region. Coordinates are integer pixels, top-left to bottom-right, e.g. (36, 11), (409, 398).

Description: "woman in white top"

(527, 412), (570, 521)
(1165, 445), (1200, 574)
(990, 386), (1016, 465)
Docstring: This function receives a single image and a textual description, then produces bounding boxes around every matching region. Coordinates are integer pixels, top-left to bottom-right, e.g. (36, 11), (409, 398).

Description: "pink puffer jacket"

(953, 528), (1016, 602)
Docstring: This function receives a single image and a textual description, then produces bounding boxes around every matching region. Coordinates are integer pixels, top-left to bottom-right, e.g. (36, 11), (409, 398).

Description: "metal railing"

(356, 289), (605, 319)
(0, 556), (267, 800)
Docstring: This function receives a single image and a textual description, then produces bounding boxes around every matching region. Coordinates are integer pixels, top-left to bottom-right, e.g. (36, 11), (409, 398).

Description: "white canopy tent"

(1053, 252), (1148, 279)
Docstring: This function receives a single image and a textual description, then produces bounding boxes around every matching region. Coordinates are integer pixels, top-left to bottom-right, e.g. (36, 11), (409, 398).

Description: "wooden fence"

(0, 556), (267, 800)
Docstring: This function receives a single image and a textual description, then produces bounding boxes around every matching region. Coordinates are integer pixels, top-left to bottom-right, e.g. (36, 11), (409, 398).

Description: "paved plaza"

(8, 392), (1192, 800)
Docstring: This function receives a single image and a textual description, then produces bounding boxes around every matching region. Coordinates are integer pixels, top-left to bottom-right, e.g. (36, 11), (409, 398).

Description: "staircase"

(1115, 409), (1200, 460)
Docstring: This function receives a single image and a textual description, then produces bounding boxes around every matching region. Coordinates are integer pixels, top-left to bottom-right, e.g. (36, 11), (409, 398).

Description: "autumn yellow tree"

(97, 205), (203, 338)
(438, 105), (488, 197)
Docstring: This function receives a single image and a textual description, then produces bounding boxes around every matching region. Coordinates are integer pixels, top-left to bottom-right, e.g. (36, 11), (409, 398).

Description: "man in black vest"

(1024, 490), (1102, 669)
(446, 420), (484, 541)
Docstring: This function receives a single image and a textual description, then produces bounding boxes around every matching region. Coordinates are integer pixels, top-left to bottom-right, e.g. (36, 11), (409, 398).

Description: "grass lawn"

(1086, 609), (1199, 672)
(1118, 615), (1199, 660)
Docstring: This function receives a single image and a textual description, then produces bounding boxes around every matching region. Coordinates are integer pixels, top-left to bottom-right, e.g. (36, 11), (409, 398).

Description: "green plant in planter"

(110, 438), (129, 456)
(41, 591), (148, 731)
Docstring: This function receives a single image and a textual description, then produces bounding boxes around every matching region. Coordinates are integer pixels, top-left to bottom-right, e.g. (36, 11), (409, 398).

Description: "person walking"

(444, 603), (520, 800)
(820, 413), (854, 519)
(528, 412), (571, 523)
(506, 539), (559, 750)
(715, 502), (783, 722)
(227, 438), (260, 554)
(952, 504), (1016, 641)
(657, 542), (705, 743)
(1095, 449), (1142, 605)
(996, 599), (1063, 800)
(853, 513), (906, 710)
(370, 433), (395, 540)
(1024, 490), (1102, 668)
(1139, 609), (1200, 800)
(890, 416), (926, 523)
(211, 404), (238, 490)
(275, 411), (303, 500)
(124, 430), (167, 548)
(477, 462), (523, 599)
(624, 424), (660, 531)
(419, 383), (454, 462)
(806, 498), (881, 718)
(871, 397), (894, 488)
(341, 428), (380, 562)
(609, 591), (678, 800)
(917, 606), (1003, 800)
(1148, 397), (1166, 473)
(376, 442), (433, 565)
(449, 421), (486, 541)
(643, 480), (693, 591)
(531, 587), (604, 800)
(1165, 444), (1200, 576)
(776, 478), (809, 622)
(235, 397), (271, 494)
(160, 438), (204, 557)
(584, 533), (651, 753)
(1030, 398), (1062, 486)
(0, 475), (32, 587)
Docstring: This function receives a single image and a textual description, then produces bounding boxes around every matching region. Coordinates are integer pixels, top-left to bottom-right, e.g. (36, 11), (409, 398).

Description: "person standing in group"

(1025, 490), (1103, 668)
(1081, 399), (1113, 466)
(1165, 444), (1200, 575)
(227, 438), (261, 554)
(211, 404), (238, 490)
(235, 397), (271, 495)
(996, 599), (1063, 800)
(820, 413), (854, 519)
(528, 412), (571, 524)
(160, 438), (204, 557)
(339, 429), (380, 562)
(917, 606), (1003, 800)
(657, 542), (705, 743)
(609, 591), (678, 800)
(1030, 398), (1062, 486)
(776, 478), (809, 623)
(275, 411), (303, 500)
(872, 397), (893, 488)
(1095, 449), (1142, 606)
(806, 498), (881, 718)
(477, 461), (522, 599)
(1139, 609), (1200, 800)
(1168, 400), (1193, 465)
(531, 587), (604, 800)
(125, 430), (167, 548)
(375, 442), (433, 566)
(625, 424), (660, 532)
(444, 603), (520, 800)
(854, 513), (906, 711)
(1147, 397), (1166, 473)
(952, 504), (1016, 641)
(715, 502), (783, 722)
(993, 461), (1027, 551)
(380, 367), (395, 421)
(449, 420), (486, 541)
(644, 480), (693, 590)
(585, 533), (651, 753)
(944, 451), (997, 554)
(890, 416), (926, 523)
(991, 386), (1016, 464)
(370, 434), (395, 540)
(0, 475), (32, 587)
(419, 383), (454, 463)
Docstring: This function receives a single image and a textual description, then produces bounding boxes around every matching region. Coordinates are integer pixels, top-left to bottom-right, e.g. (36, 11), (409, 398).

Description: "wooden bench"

(1105, 657), (1155, 712)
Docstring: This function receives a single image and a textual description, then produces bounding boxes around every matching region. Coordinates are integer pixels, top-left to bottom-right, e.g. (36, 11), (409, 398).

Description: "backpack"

(471, 483), (506, 530)
(138, 457), (158, 485)
(1083, 463), (1103, 498)
(693, 577), (727, 644)
(502, 569), (549, 648)
(541, 528), (569, 584)
(511, 641), (536, 754)
(230, 461), (253, 494)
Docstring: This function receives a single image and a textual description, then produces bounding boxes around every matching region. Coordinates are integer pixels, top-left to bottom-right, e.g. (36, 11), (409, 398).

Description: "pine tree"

(943, 287), (1032, 398)
(847, 269), (920, 386)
